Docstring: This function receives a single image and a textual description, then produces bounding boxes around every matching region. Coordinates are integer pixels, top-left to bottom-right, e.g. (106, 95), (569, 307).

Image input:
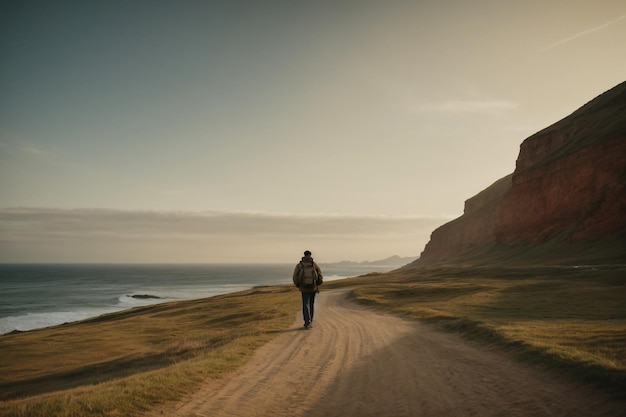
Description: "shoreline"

(1, 264), (625, 416)
(0, 262), (410, 336)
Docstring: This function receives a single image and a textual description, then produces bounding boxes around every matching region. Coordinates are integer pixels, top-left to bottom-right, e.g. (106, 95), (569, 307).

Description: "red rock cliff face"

(496, 136), (626, 243)
(416, 81), (626, 265)
(416, 175), (511, 262)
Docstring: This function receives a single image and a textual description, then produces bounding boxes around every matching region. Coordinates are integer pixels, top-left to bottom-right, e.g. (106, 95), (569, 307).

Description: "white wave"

(118, 284), (255, 307)
(0, 284), (262, 335)
(0, 308), (120, 335)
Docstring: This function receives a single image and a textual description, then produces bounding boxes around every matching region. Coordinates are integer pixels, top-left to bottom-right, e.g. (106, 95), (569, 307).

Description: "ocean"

(0, 263), (394, 335)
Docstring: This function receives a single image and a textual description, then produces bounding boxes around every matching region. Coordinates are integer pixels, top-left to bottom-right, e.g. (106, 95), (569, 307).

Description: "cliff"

(415, 174), (512, 263)
(413, 81), (626, 266)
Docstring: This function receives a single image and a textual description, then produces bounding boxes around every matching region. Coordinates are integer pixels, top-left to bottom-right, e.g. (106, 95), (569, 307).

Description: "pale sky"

(1, 1), (625, 263)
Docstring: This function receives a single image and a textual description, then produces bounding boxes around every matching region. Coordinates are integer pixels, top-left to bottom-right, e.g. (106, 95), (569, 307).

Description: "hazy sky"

(1, 1), (625, 263)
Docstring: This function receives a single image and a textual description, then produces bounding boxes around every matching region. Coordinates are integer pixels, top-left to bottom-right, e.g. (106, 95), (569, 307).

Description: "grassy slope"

(1, 265), (625, 416)
(417, 234), (626, 267)
(0, 286), (298, 417)
(326, 264), (626, 399)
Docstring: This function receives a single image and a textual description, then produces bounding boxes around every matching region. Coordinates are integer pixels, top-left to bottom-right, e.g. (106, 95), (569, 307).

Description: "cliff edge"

(413, 81), (626, 266)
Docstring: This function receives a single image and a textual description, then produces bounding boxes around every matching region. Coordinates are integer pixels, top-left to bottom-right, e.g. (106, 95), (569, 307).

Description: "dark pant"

(301, 291), (316, 325)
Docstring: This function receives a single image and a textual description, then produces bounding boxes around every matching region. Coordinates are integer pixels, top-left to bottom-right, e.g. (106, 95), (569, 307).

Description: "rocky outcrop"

(414, 81), (626, 265)
(416, 175), (511, 262)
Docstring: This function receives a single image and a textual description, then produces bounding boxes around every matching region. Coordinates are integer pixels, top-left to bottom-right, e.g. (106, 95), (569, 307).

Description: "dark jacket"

(292, 255), (323, 293)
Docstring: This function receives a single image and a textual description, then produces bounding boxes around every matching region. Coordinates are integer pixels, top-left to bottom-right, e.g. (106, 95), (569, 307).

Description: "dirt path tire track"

(147, 290), (623, 417)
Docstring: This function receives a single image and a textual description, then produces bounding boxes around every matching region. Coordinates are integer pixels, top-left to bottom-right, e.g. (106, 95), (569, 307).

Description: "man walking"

(293, 250), (323, 329)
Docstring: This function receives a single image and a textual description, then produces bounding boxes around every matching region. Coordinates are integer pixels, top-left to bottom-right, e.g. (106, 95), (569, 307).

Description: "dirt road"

(148, 290), (623, 417)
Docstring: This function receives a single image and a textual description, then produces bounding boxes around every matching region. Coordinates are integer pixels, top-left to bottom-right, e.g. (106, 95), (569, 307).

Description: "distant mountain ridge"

(410, 81), (626, 266)
(323, 255), (418, 267)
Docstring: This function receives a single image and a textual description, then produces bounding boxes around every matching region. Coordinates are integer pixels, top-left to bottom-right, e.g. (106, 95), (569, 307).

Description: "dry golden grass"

(0, 285), (298, 417)
(326, 264), (626, 398)
(2, 264), (625, 416)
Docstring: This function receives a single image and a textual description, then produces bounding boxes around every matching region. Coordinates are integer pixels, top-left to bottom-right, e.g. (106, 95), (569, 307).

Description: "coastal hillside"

(412, 81), (626, 266)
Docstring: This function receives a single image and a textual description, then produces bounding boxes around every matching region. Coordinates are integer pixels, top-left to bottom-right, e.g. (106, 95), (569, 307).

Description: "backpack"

(299, 261), (318, 289)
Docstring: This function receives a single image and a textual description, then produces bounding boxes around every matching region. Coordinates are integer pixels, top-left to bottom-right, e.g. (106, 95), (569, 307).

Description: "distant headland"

(322, 255), (418, 268)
